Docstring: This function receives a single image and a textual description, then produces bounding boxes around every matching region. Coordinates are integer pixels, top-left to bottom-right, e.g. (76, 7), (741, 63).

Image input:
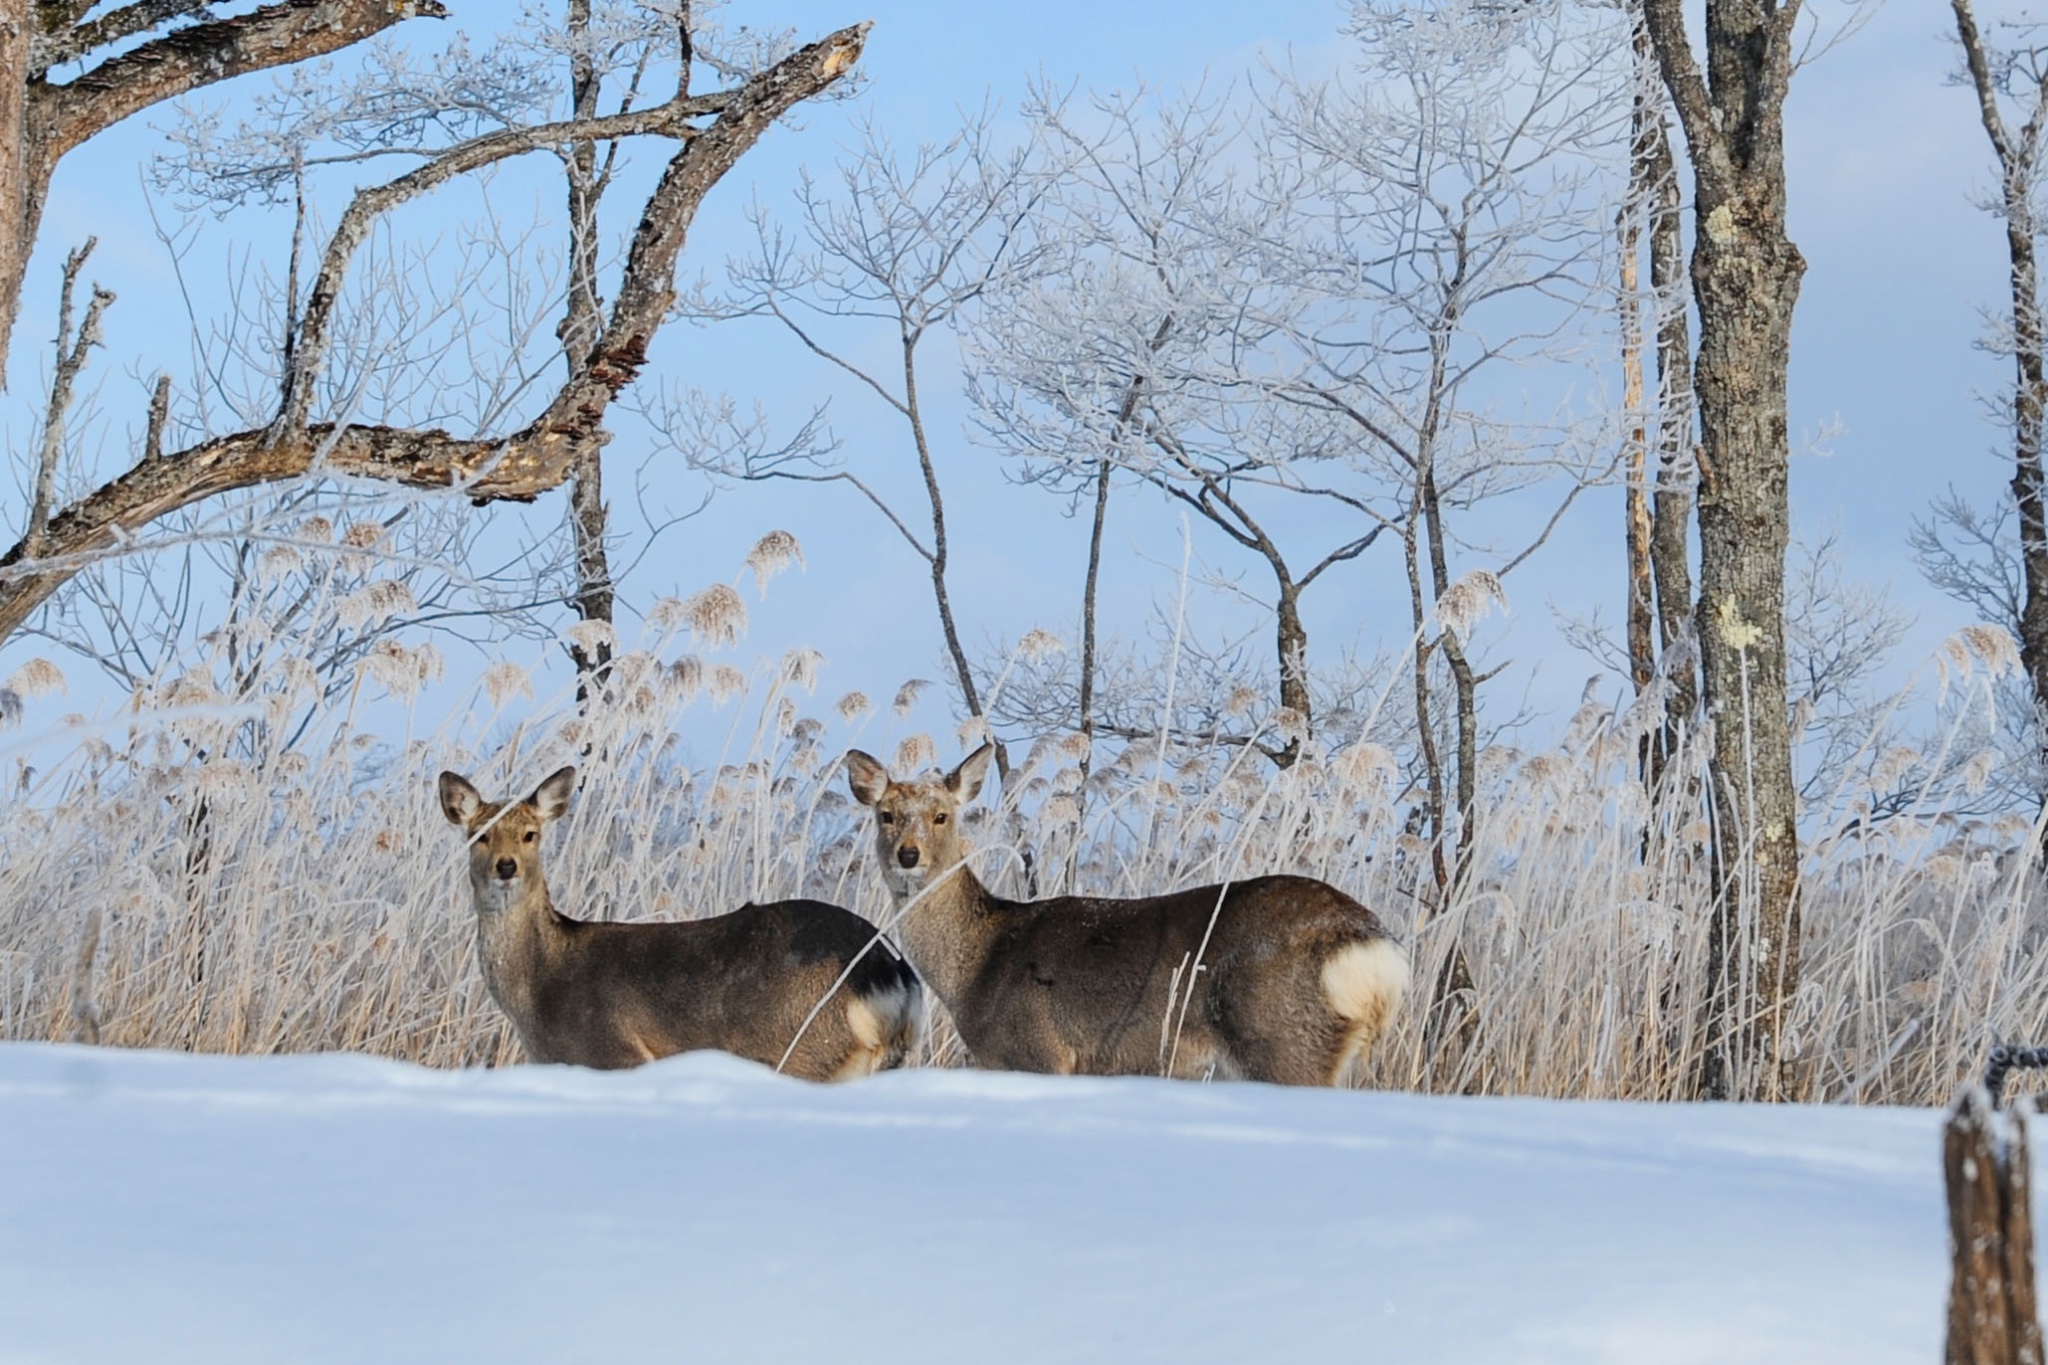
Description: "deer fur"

(844, 744), (1408, 1086)
(440, 766), (918, 1080)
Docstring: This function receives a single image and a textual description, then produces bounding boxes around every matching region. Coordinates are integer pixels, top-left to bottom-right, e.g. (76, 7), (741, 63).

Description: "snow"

(0, 1042), (1951, 1363)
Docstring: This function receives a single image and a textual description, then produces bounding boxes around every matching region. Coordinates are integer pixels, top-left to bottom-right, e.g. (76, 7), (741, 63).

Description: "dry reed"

(0, 642), (2039, 1107)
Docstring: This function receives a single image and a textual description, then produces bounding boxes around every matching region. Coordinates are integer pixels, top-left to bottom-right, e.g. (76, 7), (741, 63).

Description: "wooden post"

(1947, 1084), (2045, 1365)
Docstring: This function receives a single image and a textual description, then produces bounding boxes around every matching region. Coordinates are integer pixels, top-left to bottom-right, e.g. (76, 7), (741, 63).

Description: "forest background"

(0, 0), (2030, 1109)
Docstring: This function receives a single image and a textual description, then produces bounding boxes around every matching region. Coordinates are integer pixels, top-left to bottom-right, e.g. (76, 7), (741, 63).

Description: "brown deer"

(439, 766), (918, 1080)
(844, 744), (1408, 1086)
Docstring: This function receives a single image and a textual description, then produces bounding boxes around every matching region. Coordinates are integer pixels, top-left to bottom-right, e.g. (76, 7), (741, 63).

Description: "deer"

(439, 765), (918, 1081)
(844, 743), (1409, 1087)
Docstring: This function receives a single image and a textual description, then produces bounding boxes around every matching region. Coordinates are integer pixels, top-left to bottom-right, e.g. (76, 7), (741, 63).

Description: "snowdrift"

(0, 1043), (1948, 1363)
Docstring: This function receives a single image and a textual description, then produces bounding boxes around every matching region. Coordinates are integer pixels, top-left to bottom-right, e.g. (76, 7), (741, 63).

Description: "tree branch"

(1298, 524), (1385, 588)
(34, 0), (209, 77)
(272, 85), (740, 441)
(1638, 0), (1721, 184)
(28, 238), (111, 553)
(38, 0), (451, 159)
(0, 20), (872, 643)
(1952, 0), (2017, 169)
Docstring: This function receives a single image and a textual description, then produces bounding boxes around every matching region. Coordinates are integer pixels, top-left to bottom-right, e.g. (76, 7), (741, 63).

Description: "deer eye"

(934, 813), (948, 825)
(522, 830), (536, 843)
(879, 811), (895, 825)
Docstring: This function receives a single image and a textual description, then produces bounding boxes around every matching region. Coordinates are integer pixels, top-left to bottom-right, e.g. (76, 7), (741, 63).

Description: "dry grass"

(0, 642), (2040, 1107)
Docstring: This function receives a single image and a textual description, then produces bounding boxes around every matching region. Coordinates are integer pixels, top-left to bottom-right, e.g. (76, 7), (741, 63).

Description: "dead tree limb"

(0, 0), (444, 368)
(0, 21), (871, 646)
(27, 236), (110, 553)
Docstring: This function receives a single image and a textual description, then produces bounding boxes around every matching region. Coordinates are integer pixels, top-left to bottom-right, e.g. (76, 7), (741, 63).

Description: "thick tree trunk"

(1692, 185), (1803, 1100)
(1644, 0), (1805, 1101)
(1692, 197), (1803, 1100)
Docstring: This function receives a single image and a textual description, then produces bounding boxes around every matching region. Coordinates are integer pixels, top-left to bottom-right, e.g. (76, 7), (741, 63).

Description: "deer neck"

(889, 859), (1002, 1007)
(470, 879), (564, 1032)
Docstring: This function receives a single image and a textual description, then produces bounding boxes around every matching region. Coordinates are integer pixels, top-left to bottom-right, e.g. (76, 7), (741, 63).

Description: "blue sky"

(0, 0), (2025, 765)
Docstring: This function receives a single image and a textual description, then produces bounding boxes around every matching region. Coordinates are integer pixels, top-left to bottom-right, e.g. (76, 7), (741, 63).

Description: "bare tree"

(1642, 0), (1810, 1100)
(1783, 530), (1912, 808)
(1257, 0), (1628, 866)
(688, 107), (1048, 778)
(963, 84), (1198, 762)
(968, 85), (1405, 769)
(0, 16), (872, 651)
(553, 0), (721, 695)
(1913, 490), (2048, 809)
(1945, 0), (2048, 787)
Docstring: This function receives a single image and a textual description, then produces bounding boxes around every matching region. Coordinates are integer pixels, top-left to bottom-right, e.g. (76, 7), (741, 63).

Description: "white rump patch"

(847, 980), (920, 1052)
(1321, 939), (1411, 1068)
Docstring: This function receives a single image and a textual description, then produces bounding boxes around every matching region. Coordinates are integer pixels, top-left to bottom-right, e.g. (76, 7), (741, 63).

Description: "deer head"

(438, 766), (577, 913)
(844, 744), (991, 901)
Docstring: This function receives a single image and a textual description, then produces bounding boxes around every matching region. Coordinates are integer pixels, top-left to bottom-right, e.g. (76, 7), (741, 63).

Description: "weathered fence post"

(1946, 1082), (2044, 1365)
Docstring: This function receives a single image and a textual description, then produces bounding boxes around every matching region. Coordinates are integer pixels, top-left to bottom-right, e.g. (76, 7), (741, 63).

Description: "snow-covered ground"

(0, 1042), (1950, 1363)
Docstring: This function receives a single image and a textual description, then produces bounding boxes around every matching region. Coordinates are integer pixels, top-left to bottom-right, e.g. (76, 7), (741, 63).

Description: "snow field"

(0, 1042), (1955, 1363)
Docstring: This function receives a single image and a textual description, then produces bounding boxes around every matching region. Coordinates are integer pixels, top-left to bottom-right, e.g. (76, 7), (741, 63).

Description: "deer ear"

(845, 750), (890, 807)
(438, 772), (483, 827)
(946, 743), (993, 804)
(530, 766), (577, 821)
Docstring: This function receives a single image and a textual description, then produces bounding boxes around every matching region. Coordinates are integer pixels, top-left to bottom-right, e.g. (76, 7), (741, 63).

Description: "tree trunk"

(1079, 453), (1111, 751)
(1404, 511), (1448, 893)
(1081, 319), (1165, 762)
(1946, 1085), (2045, 1365)
(0, 0), (43, 375)
(1619, 176), (1657, 705)
(1643, 0), (1805, 1101)
(1418, 461), (1477, 864)
(1691, 184), (1803, 1100)
(1647, 99), (1697, 773)
(563, 0), (614, 698)
(902, 335), (1010, 782)
(1951, 0), (2048, 776)
(1275, 577), (1308, 716)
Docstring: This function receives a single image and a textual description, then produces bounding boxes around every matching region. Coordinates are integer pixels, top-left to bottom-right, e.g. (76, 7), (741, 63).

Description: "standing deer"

(844, 744), (1408, 1086)
(439, 766), (918, 1080)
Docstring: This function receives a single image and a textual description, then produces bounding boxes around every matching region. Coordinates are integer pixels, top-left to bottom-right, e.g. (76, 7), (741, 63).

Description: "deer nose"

(896, 845), (921, 870)
(495, 857), (518, 881)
